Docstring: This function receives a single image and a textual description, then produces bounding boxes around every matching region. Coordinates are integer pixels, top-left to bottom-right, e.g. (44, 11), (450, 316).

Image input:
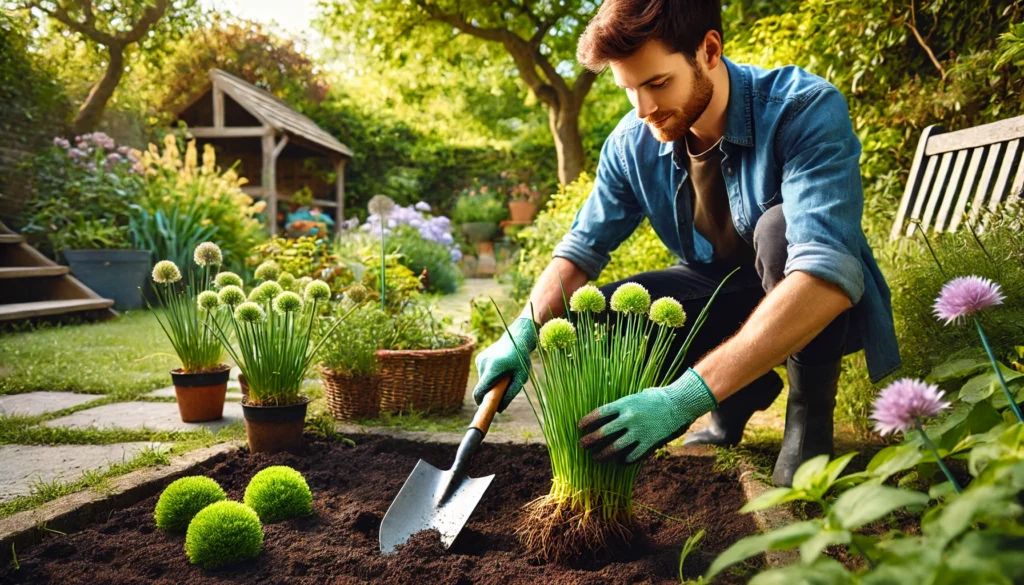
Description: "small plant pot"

(64, 248), (152, 310)
(508, 200), (538, 223)
(460, 221), (499, 243)
(241, 396), (311, 454)
(170, 365), (230, 423)
(238, 373), (249, 400)
(321, 366), (381, 421)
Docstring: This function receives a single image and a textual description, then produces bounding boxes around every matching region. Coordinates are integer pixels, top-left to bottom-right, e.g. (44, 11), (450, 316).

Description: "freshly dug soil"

(1, 436), (763, 584)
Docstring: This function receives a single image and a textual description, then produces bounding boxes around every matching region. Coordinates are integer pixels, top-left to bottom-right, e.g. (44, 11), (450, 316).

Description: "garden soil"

(1, 436), (763, 584)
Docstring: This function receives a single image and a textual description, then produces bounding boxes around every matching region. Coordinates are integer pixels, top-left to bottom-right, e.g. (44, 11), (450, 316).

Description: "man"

(473, 0), (900, 487)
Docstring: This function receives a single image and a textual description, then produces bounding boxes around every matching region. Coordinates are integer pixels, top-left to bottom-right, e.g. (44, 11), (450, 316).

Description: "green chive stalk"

(510, 273), (734, 561)
(145, 243), (227, 374)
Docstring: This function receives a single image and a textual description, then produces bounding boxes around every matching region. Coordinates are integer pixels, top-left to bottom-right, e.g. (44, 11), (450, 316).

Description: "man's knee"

(754, 205), (787, 291)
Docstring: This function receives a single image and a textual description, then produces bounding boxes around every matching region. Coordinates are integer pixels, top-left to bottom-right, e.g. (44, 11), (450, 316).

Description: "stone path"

(0, 392), (103, 417)
(0, 442), (167, 503)
(44, 401), (244, 432)
(145, 386), (244, 401)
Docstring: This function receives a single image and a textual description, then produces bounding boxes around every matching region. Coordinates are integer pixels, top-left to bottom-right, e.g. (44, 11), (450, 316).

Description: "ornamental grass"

(145, 243), (228, 373)
(510, 278), (730, 562)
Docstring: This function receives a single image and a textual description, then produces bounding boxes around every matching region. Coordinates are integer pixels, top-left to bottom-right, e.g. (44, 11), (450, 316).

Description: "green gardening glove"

(578, 368), (718, 465)
(473, 317), (538, 413)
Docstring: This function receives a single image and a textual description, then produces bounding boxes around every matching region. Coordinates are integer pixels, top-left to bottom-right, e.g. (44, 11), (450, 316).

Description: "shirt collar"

(656, 56), (754, 158)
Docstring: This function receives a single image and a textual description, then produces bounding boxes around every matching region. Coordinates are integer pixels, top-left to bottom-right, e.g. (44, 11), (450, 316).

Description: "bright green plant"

(207, 276), (356, 406)
(328, 230), (424, 310)
(184, 501), (263, 569)
(388, 225), (462, 294)
(146, 243), (228, 373)
(154, 476), (227, 533)
(247, 236), (334, 280)
(317, 297), (388, 377)
(380, 298), (463, 351)
(128, 199), (218, 274)
(243, 466), (313, 523)
(451, 190), (507, 224)
(512, 278), (727, 562)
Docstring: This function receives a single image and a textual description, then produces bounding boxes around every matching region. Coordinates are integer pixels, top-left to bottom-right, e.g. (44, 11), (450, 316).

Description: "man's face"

(610, 39), (714, 143)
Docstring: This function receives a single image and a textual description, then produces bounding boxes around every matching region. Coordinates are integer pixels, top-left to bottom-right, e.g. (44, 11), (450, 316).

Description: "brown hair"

(577, 0), (723, 72)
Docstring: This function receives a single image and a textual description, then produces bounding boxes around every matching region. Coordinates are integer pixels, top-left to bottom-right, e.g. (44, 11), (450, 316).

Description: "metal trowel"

(379, 378), (508, 553)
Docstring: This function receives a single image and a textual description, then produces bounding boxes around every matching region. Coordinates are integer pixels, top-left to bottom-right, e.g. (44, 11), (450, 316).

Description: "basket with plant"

(146, 242), (232, 423)
(206, 260), (357, 453)
(509, 277), (730, 562)
(317, 284), (390, 420)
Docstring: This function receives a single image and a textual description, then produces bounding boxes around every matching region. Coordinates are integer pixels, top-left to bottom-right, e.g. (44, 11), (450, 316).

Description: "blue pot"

(63, 249), (152, 310)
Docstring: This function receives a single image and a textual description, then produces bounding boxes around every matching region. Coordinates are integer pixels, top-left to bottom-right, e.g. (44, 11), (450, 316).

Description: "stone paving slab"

(145, 386), (244, 401)
(0, 442), (167, 503)
(0, 392), (103, 418)
(43, 401), (244, 432)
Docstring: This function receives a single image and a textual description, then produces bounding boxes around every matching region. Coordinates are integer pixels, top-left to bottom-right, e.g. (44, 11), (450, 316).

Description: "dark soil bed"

(1, 436), (763, 584)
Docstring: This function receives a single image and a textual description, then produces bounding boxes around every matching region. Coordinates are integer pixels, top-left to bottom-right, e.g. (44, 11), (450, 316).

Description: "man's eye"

(650, 80), (668, 89)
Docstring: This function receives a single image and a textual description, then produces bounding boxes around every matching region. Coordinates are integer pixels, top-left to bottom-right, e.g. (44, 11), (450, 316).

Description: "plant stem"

(380, 221), (386, 311)
(851, 539), (876, 569)
(914, 419), (962, 494)
(974, 317), (1024, 422)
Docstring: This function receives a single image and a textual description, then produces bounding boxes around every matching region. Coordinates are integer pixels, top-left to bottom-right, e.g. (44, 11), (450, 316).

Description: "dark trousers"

(596, 205), (850, 389)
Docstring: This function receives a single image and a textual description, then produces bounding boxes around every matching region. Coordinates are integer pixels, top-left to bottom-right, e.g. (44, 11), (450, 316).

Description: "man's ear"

(703, 30), (724, 70)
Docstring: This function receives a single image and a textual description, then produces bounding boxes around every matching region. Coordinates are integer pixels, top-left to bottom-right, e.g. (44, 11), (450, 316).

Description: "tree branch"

(30, 0), (117, 47)
(572, 68), (598, 104)
(120, 0), (170, 44)
(903, 1), (946, 81)
(416, 0), (512, 44)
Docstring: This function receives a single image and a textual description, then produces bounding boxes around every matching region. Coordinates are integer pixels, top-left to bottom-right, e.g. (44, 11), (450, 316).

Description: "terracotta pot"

(508, 200), (538, 223)
(241, 396), (310, 454)
(238, 373), (249, 400)
(170, 365), (230, 422)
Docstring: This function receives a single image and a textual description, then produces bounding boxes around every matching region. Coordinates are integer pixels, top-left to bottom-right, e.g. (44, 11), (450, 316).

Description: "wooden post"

(213, 87), (225, 128)
(262, 133), (277, 235)
(335, 158), (347, 227)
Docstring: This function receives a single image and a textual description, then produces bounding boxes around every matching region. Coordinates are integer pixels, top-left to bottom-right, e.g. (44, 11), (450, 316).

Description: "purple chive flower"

(933, 276), (1004, 325)
(870, 378), (950, 436)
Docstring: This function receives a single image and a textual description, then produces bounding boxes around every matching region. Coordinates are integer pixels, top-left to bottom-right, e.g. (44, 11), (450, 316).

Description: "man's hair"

(577, 0), (723, 72)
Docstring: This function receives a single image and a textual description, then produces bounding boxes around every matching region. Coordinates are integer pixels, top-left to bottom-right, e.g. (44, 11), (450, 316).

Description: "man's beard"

(645, 66), (714, 143)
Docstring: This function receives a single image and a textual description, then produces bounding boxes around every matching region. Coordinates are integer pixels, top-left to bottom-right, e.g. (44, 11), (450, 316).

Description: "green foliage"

(382, 299), (464, 351)
(512, 173), (678, 300)
(154, 476), (226, 533)
(184, 500), (263, 569)
(327, 231), (424, 308)
(248, 236), (334, 281)
(128, 200), (218, 273)
(317, 301), (388, 377)
(451, 190), (508, 225)
(388, 226), (461, 294)
(243, 466), (313, 524)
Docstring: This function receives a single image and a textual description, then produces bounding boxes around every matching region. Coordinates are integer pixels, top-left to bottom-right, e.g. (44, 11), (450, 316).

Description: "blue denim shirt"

(553, 57), (900, 382)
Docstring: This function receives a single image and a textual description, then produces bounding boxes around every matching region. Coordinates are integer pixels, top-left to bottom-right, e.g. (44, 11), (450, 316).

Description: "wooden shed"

(170, 69), (353, 234)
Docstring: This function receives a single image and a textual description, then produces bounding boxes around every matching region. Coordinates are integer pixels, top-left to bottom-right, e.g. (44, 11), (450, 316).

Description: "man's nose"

(636, 92), (658, 120)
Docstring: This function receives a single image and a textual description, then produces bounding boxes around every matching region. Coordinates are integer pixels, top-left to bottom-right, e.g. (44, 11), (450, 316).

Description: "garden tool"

(379, 377), (509, 554)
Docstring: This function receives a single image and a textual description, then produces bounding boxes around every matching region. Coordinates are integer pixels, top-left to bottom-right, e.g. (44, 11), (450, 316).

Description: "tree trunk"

(549, 102), (585, 185)
(72, 46), (125, 135)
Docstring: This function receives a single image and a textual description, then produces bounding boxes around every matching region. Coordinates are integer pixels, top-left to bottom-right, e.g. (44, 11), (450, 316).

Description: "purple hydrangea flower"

(415, 201), (432, 212)
(450, 248), (463, 262)
(933, 276), (1004, 325)
(870, 378), (950, 435)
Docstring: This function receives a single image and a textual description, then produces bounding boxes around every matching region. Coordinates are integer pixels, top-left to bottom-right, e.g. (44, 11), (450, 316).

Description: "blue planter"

(63, 249), (152, 310)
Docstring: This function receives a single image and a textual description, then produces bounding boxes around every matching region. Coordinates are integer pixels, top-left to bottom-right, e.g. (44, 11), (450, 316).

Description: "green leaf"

(959, 372), (999, 403)
(867, 443), (923, 482)
(929, 358), (991, 382)
(820, 452), (858, 493)
(748, 556), (853, 585)
(941, 530), (1024, 584)
(922, 485), (1017, 543)
(705, 520), (823, 581)
(740, 487), (799, 513)
(798, 529), (852, 564)
(831, 484), (929, 530)
(792, 454), (831, 492)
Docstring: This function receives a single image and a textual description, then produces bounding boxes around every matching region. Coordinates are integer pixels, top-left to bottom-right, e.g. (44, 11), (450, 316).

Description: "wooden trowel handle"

(470, 377), (509, 437)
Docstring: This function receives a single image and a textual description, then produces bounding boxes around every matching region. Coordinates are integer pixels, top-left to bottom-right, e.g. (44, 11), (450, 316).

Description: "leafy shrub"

(512, 172), (677, 301)
(21, 134), (144, 256)
(451, 190), (507, 224)
(388, 225), (462, 294)
(184, 501), (263, 569)
(243, 466), (313, 523)
(128, 200), (219, 275)
(317, 301), (388, 377)
(327, 230), (423, 306)
(153, 476), (227, 533)
(136, 136), (266, 272)
(248, 236), (335, 280)
(382, 298), (464, 351)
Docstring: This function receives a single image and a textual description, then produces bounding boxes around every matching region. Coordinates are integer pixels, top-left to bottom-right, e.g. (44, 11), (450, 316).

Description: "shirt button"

(726, 166), (734, 175)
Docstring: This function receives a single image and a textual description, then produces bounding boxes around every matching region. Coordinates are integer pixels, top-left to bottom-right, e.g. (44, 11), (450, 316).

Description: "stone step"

(0, 299), (115, 321)
(0, 392), (105, 417)
(43, 401), (244, 433)
(0, 266), (68, 279)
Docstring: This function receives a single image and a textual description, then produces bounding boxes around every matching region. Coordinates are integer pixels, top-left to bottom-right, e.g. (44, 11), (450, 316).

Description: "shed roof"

(207, 69), (352, 158)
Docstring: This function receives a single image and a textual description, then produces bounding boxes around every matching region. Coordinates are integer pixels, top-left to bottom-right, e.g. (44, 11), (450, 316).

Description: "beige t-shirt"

(684, 135), (754, 265)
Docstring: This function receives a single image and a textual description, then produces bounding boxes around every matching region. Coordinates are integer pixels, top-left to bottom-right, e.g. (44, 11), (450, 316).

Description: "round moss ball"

(243, 466), (313, 523)
(184, 501), (263, 569)
(154, 476), (226, 533)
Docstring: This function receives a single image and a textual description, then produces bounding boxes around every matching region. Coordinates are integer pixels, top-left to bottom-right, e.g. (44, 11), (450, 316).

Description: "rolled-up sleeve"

(553, 133), (644, 281)
(778, 86), (866, 304)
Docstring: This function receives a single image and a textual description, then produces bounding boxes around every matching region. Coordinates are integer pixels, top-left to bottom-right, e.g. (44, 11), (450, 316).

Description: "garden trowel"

(379, 378), (509, 554)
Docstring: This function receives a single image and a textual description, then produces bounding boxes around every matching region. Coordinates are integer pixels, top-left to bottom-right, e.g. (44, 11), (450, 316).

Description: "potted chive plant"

(511, 280), (728, 562)
(147, 243), (232, 422)
(207, 261), (356, 453)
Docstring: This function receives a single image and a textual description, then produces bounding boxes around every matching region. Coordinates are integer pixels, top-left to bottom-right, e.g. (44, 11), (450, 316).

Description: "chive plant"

(207, 274), (358, 407)
(510, 276), (731, 561)
(146, 242), (228, 374)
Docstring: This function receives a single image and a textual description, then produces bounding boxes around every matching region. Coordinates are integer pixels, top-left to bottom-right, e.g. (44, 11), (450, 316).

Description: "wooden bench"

(890, 114), (1024, 240)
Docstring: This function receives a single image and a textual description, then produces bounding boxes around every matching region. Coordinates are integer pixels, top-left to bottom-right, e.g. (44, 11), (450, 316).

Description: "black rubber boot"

(683, 370), (784, 447)
(771, 357), (842, 487)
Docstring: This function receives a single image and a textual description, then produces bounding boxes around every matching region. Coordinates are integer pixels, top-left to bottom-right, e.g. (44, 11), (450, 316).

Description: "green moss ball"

(154, 476), (226, 533)
(243, 466), (313, 523)
(184, 501), (263, 569)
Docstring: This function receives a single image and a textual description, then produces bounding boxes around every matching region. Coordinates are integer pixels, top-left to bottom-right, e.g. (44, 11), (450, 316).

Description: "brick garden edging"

(0, 441), (242, 566)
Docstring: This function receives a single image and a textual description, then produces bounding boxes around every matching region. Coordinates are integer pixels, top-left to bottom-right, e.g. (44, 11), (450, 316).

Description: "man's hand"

(472, 317), (538, 413)
(578, 369), (718, 465)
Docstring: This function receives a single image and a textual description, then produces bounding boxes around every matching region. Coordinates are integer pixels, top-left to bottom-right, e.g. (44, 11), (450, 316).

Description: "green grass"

(0, 310), (183, 396)
(711, 426), (783, 483)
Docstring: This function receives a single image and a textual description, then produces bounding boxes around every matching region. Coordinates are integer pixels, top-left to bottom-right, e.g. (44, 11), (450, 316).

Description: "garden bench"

(890, 114), (1024, 240)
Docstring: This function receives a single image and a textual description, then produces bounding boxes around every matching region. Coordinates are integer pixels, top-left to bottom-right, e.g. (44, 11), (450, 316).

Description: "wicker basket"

(320, 366), (382, 421)
(377, 336), (475, 415)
